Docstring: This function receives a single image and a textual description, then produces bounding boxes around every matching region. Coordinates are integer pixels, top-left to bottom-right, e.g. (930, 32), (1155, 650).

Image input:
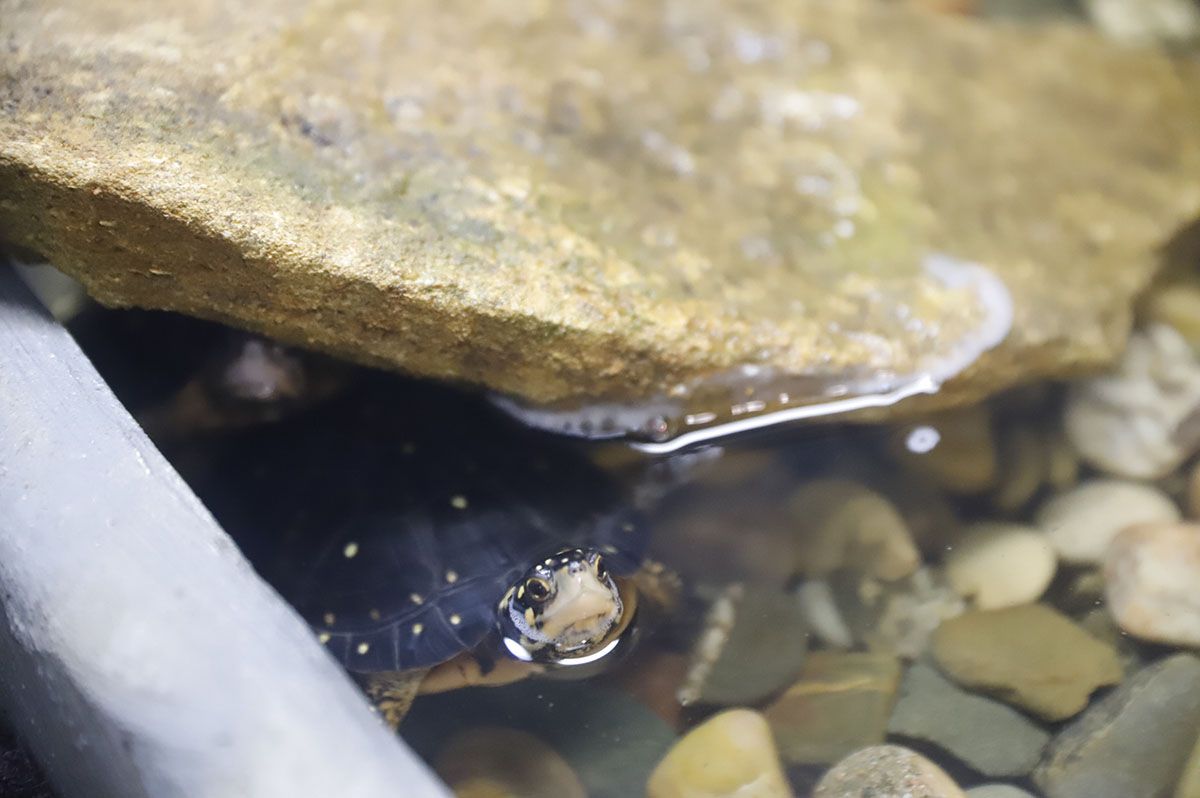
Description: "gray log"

(0, 263), (450, 798)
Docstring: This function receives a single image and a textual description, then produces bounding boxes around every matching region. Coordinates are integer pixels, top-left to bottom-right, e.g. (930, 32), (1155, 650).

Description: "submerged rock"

(1065, 326), (1200, 481)
(3, 0), (1199, 418)
(1035, 654), (1200, 798)
(1035, 479), (1180, 565)
(646, 710), (792, 798)
(763, 651), (901, 765)
(678, 586), (809, 707)
(814, 745), (965, 798)
(435, 728), (586, 798)
(789, 479), (920, 581)
(1105, 522), (1200, 647)
(942, 522), (1057, 609)
(888, 664), (1049, 777)
(931, 605), (1122, 721)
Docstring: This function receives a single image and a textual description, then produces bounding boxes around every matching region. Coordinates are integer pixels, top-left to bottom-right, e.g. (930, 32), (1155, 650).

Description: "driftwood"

(0, 263), (449, 797)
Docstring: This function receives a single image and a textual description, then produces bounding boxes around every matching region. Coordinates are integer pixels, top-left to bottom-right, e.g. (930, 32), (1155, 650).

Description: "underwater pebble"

(813, 744), (965, 798)
(932, 605), (1122, 721)
(679, 585), (808, 707)
(1035, 654), (1200, 798)
(795, 579), (855, 650)
(646, 709), (792, 798)
(435, 727), (586, 798)
(1084, 0), (1200, 45)
(1178, 732), (1200, 798)
(610, 652), (690, 730)
(1187, 460), (1200, 520)
(1065, 324), (1200, 480)
(789, 479), (920, 581)
(891, 406), (998, 495)
(1144, 283), (1200, 350)
(762, 651), (901, 766)
(888, 664), (1049, 778)
(1045, 427), (1081, 491)
(833, 568), (966, 659)
(875, 470), (962, 556)
(965, 787), (1036, 798)
(1035, 478), (1179, 565)
(1105, 522), (1200, 647)
(943, 522), (1057, 609)
(402, 680), (676, 798)
(991, 424), (1046, 512)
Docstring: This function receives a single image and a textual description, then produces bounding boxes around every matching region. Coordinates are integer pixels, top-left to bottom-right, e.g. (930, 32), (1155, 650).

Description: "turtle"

(192, 370), (676, 727)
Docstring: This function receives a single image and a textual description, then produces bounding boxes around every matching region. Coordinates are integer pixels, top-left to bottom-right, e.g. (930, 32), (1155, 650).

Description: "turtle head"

(497, 547), (630, 666)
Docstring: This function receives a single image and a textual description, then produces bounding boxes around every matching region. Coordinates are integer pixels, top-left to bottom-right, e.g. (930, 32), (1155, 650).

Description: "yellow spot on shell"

(450, 495), (468, 510)
(412, 623), (424, 635)
(410, 593), (424, 605)
(369, 608), (381, 621)
(449, 614), (462, 626)
(445, 570), (459, 584)
(323, 612), (336, 626)
(317, 632), (331, 644)
(343, 542), (359, 558)
(356, 642), (370, 655)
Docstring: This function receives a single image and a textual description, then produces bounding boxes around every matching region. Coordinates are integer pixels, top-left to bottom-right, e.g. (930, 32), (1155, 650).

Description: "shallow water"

(64, 306), (1200, 798)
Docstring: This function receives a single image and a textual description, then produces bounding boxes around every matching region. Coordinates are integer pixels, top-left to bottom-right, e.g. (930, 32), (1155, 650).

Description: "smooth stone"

(1178, 732), (1200, 798)
(1065, 325), (1200, 481)
(1105, 522), (1200, 647)
(890, 407), (999, 495)
(1142, 282), (1200, 350)
(435, 728), (586, 798)
(646, 710), (791, 798)
(762, 651), (901, 765)
(401, 680), (676, 798)
(609, 652), (690, 731)
(943, 522), (1057, 609)
(814, 745), (965, 798)
(1035, 654), (1200, 798)
(832, 568), (966, 659)
(965, 787), (1035, 798)
(888, 664), (1050, 778)
(7, 2), (1200, 417)
(1045, 428), (1081, 491)
(795, 579), (855, 650)
(680, 586), (809, 707)
(1188, 460), (1200, 520)
(874, 471), (962, 556)
(1084, 0), (1200, 45)
(1035, 479), (1180, 565)
(788, 479), (920, 581)
(932, 604), (1122, 721)
(991, 424), (1046, 513)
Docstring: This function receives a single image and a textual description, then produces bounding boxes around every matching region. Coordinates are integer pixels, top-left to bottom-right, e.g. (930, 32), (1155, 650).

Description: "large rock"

(1035, 654), (1200, 798)
(3, 0), (1199, 423)
(931, 605), (1122, 721)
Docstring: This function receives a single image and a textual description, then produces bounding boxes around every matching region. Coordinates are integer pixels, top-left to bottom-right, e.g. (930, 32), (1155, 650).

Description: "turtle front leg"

(362, 670), (427, 730)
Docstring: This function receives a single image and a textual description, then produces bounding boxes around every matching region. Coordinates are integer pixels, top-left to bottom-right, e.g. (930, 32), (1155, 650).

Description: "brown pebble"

(814, 744), (965, 798)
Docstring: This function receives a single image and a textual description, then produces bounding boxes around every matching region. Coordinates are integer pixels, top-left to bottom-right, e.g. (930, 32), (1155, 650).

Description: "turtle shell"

(196, 374), (646, 673)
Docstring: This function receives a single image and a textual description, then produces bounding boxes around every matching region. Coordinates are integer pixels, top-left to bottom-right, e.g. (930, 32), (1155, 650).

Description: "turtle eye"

(594, 556), (607, 580)
(524, 577), (551, 603)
